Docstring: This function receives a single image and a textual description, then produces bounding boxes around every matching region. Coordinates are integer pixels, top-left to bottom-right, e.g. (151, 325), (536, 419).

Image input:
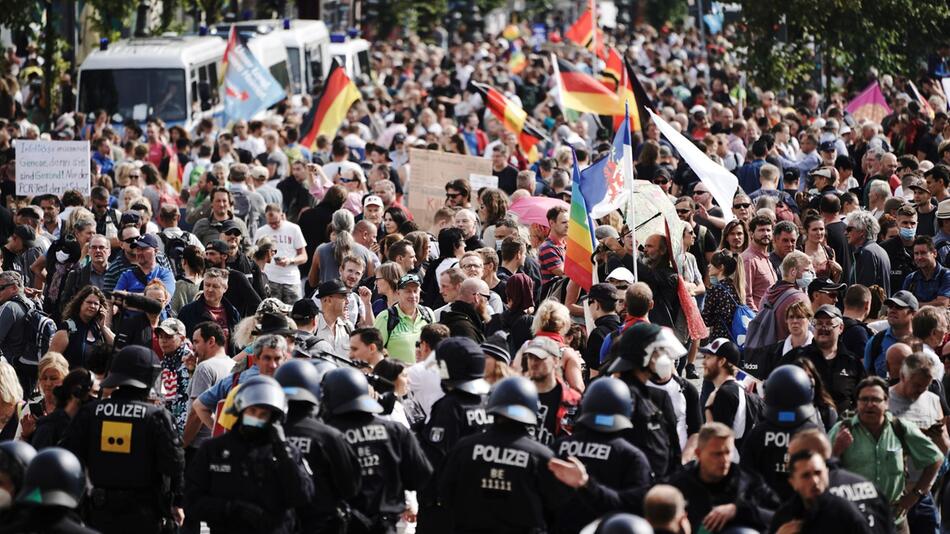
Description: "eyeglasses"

(857, 396), (886, 405)
(340, 177), (358, 183)
(123, 237), (138, 245)
(734, 203), (751, 209)
(460, 263), (482, 269)
(676, 209), (691, 215)
(446, 192), (462, 199)
(478, 292), (492, 299)
(613, 284), (629, 291)
(653, 179), (670, 185)
(128, 174), (141, 179)
(693, 190), (709, 195)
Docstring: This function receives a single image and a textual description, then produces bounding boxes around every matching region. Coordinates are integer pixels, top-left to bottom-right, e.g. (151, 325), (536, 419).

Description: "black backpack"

(158, 231), (191, 280)
(539, 275), (570, 303)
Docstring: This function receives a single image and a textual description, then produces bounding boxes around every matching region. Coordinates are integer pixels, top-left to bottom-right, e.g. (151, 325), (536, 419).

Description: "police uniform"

(284, 407), (362, 533)
(184, 422), (315, 534)
(624, 379), (681, 478)
(0, 507), (100, 534)
(61, 389), (184, 534)
(438, 423), (566, 533)
(553, 426), (653, 533)
(417, 389), (491, 532)
(826, 458), (895, 534)
(770, 490), (874, 533)
(325, 412), (433, 533)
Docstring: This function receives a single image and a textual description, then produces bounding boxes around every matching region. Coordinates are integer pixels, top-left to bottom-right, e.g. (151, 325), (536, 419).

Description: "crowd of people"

(0, 14), (948, 534)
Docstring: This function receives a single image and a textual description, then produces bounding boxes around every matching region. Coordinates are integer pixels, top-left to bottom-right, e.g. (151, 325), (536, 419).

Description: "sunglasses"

(123, 237), (138, 245)
(223, 229), (242, 236)
(653, 179), (670, 185)
(446, 192), (462, 199)
(693, 190), (708, 195)
(340, 177), (359, 183)
(676, 208), (691, 215)
(734, 203), (751, 209)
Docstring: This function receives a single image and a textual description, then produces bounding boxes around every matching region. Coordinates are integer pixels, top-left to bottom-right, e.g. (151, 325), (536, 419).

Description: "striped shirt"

(538, 236), (566, 284)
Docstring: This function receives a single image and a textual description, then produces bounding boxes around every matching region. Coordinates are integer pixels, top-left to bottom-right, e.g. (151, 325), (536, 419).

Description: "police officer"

(438, 376), (567, 532)
(0, 440), (36, 519)
(604, 323), (683, 478)
(0, 447), (98, 534)
(740, 364), (823, 501)
(549, 377), (653, 533)
(321, 367), (432, 534)
(274, 359), (361, 533)
(590, 513), (655, 534)
(60, 346), (184, 534)
(185, 375), (315, 533)
(417, 337), (493, 533)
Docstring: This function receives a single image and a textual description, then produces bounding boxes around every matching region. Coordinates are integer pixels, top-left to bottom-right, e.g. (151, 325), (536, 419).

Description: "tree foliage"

(736, 0), (950, 92)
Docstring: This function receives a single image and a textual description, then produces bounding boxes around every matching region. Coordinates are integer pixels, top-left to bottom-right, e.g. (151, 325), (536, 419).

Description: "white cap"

(363, 195), (384, 208)
(606, 267), (635, 284)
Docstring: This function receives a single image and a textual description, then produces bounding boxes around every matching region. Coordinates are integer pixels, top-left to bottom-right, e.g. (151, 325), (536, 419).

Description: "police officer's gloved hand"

(228, 500), (265, 528)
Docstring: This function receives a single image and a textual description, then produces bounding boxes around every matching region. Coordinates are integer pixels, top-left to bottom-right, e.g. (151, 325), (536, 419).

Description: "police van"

(76, 36), (227, 132)
(210, 20), (327, 97)
(328, 34), (372, 81)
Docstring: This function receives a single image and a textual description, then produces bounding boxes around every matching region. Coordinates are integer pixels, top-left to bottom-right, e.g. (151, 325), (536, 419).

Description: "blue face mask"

(242, 414), (268, 429)
(899, 226), (916, 241)
(796, 270), (816, 290)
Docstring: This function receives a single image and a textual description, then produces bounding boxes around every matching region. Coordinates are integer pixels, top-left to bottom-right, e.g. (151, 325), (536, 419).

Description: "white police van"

(76, 36), (227, 132)
(328, 33), (371, 81)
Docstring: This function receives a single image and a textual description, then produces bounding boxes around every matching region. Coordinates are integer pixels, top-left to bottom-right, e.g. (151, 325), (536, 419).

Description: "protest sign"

(407, 149), (492, 224)
(15, 140), (91, 196)
(468, 174), (499, 191)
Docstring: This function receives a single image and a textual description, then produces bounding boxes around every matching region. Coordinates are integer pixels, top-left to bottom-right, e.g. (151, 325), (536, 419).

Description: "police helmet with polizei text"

(0, 440), (37, 494)
(321, 367), (383, 416)
(231, 375), (288, 422)
(100, 345), (162, 390)
(486, 376), (540, 425)
(591, 513), (654, 534)
(275, 359), (323, 406)
(763, 365), (815, 427)
(15, 448), (85, 509)
(576, 377), (634, 432)
(436, 337), (490, 395)
(605, 323), (687, 375)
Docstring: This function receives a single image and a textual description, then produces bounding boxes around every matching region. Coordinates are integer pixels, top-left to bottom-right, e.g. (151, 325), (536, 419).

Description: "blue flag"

(222, 27), (285, 122)
(579, 106), (635, 220)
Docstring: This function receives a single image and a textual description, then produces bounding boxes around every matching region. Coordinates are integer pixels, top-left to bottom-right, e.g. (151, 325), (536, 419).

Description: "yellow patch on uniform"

(100, 421), (133, 453)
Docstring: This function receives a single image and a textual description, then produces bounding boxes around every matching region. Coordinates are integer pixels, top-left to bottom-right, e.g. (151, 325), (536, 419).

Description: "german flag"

(300, 60), (361, 149)
(612, 61), (653, 134)
(598, 47), (623, 92)
(471, 81), (545, 162)
(553, 57), (622, 116)
(564, 7), (607, 60)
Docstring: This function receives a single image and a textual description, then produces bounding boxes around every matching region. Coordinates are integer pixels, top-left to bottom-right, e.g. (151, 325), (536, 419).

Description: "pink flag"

(846, 82), (893, 124)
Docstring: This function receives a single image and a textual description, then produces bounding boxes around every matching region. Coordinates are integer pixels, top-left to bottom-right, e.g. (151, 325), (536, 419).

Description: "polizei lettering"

(95, 403), (148, 419)
(764, 431), (790, 447)
(472, 444), (530, 468)
(288, 436), (312, 454)
(558, 441), (611, 461)
(343, 425), (388, 444)
(465, 408), (493, 426)
(829, 481), (879, 502)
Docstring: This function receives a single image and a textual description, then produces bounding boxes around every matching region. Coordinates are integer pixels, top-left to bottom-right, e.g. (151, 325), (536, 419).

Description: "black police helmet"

(322, 367), (383, 415)
(436, 337), (490, 395)
(15, 447), (85, 509)
(275, 359), (322, 405)
(763, 365), (815, 426)
(593, 513), (654, 534)
(101, 345), (161, 390)
(486, 376), (540, 425)
(0, 440), (37, 492)
(576, 377), (633, 432)
(720, 528), (762, 534)
(605, 323), (687, 375)
(231, 375), (288, 421)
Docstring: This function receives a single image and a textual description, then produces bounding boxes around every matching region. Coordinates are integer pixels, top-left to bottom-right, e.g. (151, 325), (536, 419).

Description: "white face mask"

(55, 250), (71, 263)
(242, 414), (268, 428)
(653, 354), (674, 381)
(0, 488), (11, 510)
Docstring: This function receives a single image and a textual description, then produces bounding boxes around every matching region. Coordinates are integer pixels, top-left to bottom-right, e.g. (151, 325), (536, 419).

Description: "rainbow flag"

(565, 150), (596, 291)
(508, 48), (527, 75)
(846, 82), (892, 124)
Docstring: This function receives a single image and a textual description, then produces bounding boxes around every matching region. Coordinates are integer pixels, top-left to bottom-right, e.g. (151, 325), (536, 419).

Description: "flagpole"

(625, 102), (637, 282)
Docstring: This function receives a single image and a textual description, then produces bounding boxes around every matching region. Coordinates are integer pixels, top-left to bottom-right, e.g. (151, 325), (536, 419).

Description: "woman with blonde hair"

(0, 357), (24, 439)
(18, 352), (69, 441)
(528, 300), (585, 393)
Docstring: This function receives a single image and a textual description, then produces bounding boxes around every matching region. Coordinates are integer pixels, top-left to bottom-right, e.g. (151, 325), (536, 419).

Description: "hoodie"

(764, 280), (807, 341)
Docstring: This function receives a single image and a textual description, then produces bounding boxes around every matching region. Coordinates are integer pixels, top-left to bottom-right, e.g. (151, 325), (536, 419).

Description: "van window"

(305, 48), (320, 92)
(357, 50), (370, 78)
(287, 47), (303, 94)
(79, 68), (187, 122)
(269, 61), (291, 94)
(197, 62), (220, 106)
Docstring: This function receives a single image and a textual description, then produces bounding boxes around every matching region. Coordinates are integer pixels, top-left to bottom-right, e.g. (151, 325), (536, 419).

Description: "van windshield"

(79, 69), (187, 123)
(287, 47), (303, 94)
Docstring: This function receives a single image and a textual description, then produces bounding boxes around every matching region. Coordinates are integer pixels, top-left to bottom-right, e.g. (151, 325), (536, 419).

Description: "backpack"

(383, 304), (433, 348)
(230, 187), (251, 224)
(743, 287), (801, 350)
(158, 231), (191, 281)
(9, 296), (58, 370)
(539, 275), (570, 303)
(743, 387), (766, 430)
(866, 329), (888, 373)
(721, 285), (756, 348)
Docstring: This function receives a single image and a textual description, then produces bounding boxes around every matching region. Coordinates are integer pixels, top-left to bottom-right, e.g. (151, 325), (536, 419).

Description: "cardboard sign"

(468, 173), (499, 191)
(407, 149), (492, 224)
(15, 140), (91, 196)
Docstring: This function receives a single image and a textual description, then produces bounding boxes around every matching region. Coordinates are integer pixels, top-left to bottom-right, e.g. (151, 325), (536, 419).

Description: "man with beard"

(522, 337), (581, 447)
(702, 339), (754, 451)
(637, 234), (681, 331)
(438, 277), (490, 343)
(741, 215), (778, 310)
(202, 239), (261, 319)
(60, 233), (110, 309)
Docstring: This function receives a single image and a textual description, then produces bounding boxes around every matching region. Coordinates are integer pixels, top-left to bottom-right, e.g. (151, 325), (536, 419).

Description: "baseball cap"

(689, 105), (706, 116)
(937, 199), (950, 220)
(595, 225), (620, 241)
(885, 290), (920, 312)
(907, 176), (929, 193)
(119, 212), (141, 226)
(155, 318), (186, 337)
(249, 165), (268, 180)
(522, 337), (560, 360)
(398, 273), (422, 289)
(807, 278), (845, 296)
(257, 297), (292, 316)
(814, 304), (843, 320)
(363, 195), (384, 208)
(606, 267), (635, 284)
(16, 206), (41, 220)
(392, 133), (407, 146)
(700, 338), (740, 366)
(315, 279), (349, 299)
(809, 167), (834, 180)
(13, 225), (35, 247)
(219, 219), (243, 235)
(818, 141), (836, 152)
(580, 283), (620, 305)
(207, 239), (230, 254)
(132, 234), (160, 249)
(290, 299), (319, 321)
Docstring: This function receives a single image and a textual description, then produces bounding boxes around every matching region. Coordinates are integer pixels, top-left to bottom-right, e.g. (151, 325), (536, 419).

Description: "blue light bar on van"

(330, 33), (346, 43)
(99, 38), (109, 51)
(283, 19), (291, 30)
(347, 27), (359, 38)
(199, 25), (208, 36)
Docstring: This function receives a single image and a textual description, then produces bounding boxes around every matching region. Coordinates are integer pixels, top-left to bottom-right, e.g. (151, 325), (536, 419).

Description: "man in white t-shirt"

(254, 203), (307, 305)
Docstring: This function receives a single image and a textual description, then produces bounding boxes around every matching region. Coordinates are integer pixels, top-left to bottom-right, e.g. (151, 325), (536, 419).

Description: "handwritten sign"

(468, 173), (499, 191)
(407, 149), (492, 224)
(15, 140), (91, 196)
